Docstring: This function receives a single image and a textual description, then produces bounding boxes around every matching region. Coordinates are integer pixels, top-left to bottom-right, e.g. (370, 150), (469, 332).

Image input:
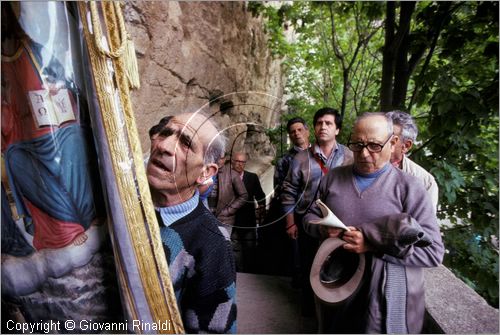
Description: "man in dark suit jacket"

(231, 152), (266, 272)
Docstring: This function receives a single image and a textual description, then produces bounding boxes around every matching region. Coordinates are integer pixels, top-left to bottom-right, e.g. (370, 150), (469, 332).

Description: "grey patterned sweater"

(158, 201), (237, 333)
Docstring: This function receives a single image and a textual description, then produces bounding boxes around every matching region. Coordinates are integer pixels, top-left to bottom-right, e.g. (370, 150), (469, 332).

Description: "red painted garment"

(1, 38), (77, 152)
(2, 38), (84, 250)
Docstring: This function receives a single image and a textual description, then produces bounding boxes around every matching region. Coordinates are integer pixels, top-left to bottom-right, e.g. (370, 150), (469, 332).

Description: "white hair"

(385, 110), (418, 142)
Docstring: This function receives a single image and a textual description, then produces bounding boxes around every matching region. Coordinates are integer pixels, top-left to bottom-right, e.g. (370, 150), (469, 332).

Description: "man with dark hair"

(148, 115), (172, 140)
(304, 112), (443, 333)
(281, 107), (353, 317)
(147, 112), (237, 333)
(145, 116), (173, 165)
(312, 107), (344, 130)
(273, 117), (311, 193)
(267, 116), (310, 282)
(386, 110), (438, 211)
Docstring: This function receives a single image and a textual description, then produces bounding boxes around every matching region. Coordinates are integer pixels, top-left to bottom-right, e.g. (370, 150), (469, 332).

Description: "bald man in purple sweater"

(304, 112), (444, 333)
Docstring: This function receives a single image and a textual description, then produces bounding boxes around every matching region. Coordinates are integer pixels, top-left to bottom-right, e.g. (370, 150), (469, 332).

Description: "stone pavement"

(236, 157), (317, 333)
(236, 272), (316, 334)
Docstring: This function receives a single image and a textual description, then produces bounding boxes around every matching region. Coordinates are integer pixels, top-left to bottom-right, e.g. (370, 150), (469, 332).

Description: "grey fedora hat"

(310, 237), (365, 305)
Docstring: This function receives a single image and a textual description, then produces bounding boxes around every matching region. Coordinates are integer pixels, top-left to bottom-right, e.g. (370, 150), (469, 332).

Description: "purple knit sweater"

(304, 164), (444, 333)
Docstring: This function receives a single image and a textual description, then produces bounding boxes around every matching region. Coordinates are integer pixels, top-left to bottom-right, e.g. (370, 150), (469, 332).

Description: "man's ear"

(402, 139), (413, 154)
(197, 163), (218, 185)
(389, 135), (399, 153)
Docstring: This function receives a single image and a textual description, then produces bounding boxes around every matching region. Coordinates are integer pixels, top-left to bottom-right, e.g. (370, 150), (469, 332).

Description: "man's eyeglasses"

(232, 160), (246, 164)
(347, 133), (393, 153)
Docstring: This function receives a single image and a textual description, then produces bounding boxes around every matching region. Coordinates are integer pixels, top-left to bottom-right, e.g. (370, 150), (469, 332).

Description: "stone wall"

(423, 265), (499, 333)
(124, 1), (284, 163)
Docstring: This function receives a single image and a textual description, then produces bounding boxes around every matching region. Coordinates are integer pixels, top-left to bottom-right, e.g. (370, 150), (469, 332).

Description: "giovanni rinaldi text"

(6, 319), (173, 333)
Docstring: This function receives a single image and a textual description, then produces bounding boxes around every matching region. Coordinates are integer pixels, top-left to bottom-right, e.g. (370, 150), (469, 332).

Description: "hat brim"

(310, 237), (365, 305)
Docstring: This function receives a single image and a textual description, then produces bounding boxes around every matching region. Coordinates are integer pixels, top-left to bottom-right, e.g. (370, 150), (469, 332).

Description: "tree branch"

(329, 2), (346, 68)
(380, 2), (396, 110)
(408, 3), (463, 111)
(390, 2), (416, 51)
(408, 134), (439, 158)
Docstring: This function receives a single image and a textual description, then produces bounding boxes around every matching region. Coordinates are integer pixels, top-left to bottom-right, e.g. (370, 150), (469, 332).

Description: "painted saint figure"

(1, 2), (102, 251)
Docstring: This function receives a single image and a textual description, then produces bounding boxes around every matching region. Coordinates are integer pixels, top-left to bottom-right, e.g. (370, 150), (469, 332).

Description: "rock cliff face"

(124, 1), (284, 163)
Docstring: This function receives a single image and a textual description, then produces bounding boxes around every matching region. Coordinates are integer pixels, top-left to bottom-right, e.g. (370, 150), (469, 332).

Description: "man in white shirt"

(386, 110), (439, 211)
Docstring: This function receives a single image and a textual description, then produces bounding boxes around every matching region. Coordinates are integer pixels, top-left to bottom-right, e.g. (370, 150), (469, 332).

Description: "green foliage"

(259, 1), (499, 306)
(443, 227), (499, 308)
(265, 123), (287, 165)
(410, 1), (499, 306)
(258, 1), (384, 133)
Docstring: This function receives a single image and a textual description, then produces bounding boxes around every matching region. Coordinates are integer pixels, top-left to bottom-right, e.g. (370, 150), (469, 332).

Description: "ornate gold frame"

(78, 2), (184, 333)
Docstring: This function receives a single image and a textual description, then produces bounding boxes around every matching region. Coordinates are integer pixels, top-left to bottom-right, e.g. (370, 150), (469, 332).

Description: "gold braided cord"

(89, 1), (126, 59)
(79, 2), (184, 333)
(90, 1), (140, 89)
(101, 3), (184, 332)
(79, 1), (143, 322)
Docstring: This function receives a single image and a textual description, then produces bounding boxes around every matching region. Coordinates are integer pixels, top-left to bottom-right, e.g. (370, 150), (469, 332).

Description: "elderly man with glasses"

(304, 112), (444, 333)
(231, 152), (266, 272)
